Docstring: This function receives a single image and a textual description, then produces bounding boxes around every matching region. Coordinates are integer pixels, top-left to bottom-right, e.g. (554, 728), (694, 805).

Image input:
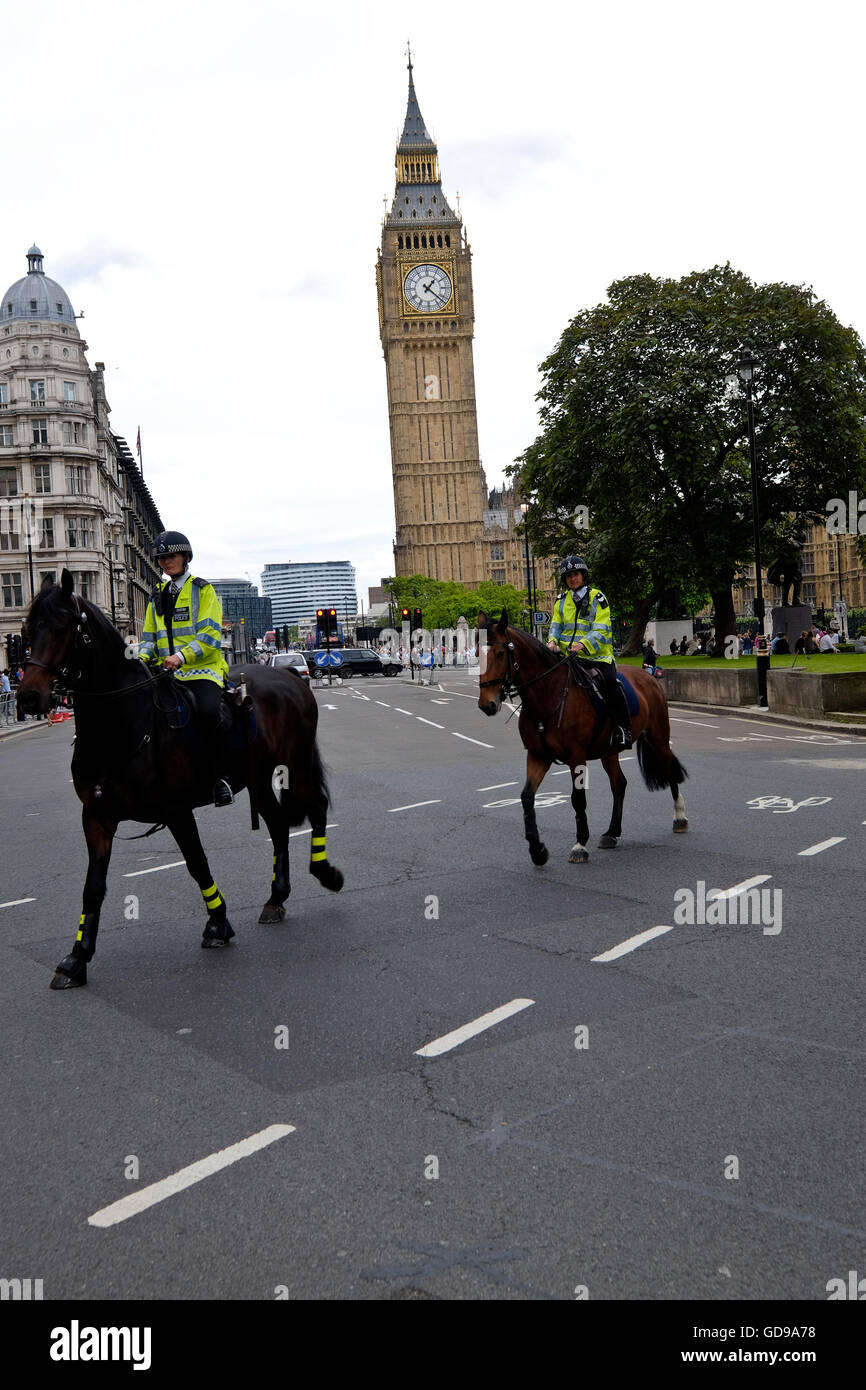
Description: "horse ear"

(477, 610), (488, 629)
(497, 610), (509, 633)
(40, 573), (54, 593)
(61, 569), (74, 598)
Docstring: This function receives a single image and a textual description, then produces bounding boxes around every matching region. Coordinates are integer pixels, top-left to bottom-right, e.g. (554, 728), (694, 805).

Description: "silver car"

(268, 651), (311, 684)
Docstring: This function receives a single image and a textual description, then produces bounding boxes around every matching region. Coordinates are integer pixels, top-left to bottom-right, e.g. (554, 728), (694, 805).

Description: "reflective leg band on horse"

(201, 881), (224, 914)
(310, 836), (327, 863)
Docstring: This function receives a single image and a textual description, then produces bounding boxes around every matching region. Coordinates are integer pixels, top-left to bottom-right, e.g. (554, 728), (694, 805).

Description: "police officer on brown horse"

(547, 554), (633, 751)
(139, 530), (234, 806)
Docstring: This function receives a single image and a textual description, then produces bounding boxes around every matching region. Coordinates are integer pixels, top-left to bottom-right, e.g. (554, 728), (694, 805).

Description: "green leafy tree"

(388, 574), (529, 630)
(514, 264), (866, 647)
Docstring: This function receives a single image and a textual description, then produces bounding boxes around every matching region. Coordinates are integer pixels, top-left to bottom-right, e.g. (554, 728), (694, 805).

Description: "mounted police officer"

(138, 531), (234, 806)
(547, 554), (633, 750)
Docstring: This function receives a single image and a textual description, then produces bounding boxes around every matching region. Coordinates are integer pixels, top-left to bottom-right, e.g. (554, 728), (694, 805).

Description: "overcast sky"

(2, 0), (863, 601)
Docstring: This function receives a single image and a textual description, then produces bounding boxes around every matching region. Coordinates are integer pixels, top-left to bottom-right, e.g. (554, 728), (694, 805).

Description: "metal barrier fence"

(1, 690), (16, 724)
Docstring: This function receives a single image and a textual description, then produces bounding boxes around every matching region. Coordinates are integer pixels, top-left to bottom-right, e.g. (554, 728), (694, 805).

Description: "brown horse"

(477, 612), (688, 864)
(18, 571), (343, 989)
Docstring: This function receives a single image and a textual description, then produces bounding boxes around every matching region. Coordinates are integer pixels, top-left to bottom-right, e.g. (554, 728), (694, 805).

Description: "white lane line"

(430, 698), (452, 704)
(416, 717), (445, 729)
(290, 822), (338, 838)
(394, 707), (413, 715)
(88, 1124), (295, 1228)
(671, 717), (719, 728)
(439, 689), (479, 701)
(798, 837), (847, 857)
(125, 861), (185, 878)
(0, 897), (36, 909)
(592, 925), (674, 962)
(477, 781), (517, 791)
(388, 800), (442, 813)
(375, 701), (391, 707)
(415, 998), (534, 1057)
(452, 732), (494, 748)
(708, 874), (772, 900)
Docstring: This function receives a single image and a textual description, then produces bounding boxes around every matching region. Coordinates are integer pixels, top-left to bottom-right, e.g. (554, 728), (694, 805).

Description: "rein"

(24, 595), (173, 700)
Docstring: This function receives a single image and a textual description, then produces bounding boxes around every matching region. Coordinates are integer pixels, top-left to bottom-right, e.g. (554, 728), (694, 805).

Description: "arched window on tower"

(437, 234), (442, 247)
(397, 235), (403, 248)
(421, 234), (427, 248)
(445, 234), (451, 247)
(413, 234), (419, 247)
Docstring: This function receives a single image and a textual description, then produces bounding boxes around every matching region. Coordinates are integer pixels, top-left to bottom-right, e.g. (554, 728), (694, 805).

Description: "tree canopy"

(386, 574), (529, 630)
(513, 264), (866, 646)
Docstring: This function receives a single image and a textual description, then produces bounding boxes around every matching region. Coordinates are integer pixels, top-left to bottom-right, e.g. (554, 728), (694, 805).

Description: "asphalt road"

(1, 670), (865, 1301)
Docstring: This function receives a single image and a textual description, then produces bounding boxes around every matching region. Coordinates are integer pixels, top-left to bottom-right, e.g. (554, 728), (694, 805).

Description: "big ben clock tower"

(377, 55), (487, 584)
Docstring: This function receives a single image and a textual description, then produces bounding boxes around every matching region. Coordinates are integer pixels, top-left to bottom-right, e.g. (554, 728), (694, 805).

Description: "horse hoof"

(311, 863), (343, 892)
(598, 835), (618, 849)
(50, 969), (85, 990)
(530, 844), (549, 866)
(201, 918), (236, 948)
(673, 818), (689, 833)
(258, 904), (286, 925)
(568, 847), (590, 864)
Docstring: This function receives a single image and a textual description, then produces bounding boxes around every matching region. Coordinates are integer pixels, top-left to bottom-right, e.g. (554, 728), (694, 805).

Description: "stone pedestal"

(771, 604), (812, 647)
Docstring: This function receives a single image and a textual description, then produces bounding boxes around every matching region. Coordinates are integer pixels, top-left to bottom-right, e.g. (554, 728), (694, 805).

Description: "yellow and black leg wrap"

(200, 881), (225, 918)
(309, 834), (343, 892)
(52, 911), (99, 988)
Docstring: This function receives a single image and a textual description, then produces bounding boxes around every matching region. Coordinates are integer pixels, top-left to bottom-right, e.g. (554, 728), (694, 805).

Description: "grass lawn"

(618, 653), (866, 675)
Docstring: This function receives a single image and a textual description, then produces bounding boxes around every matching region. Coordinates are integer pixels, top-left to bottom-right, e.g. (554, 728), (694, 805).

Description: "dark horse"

(18, 571), (343, 989)
(477, 612), (688, 864)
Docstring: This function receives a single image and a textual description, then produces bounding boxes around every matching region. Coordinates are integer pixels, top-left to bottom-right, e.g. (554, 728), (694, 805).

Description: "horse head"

(18, 568), (123, 713)
(477, 609), (511, 716)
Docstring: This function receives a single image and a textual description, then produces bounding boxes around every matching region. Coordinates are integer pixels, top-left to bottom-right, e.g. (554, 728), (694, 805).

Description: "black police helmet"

(560, 554), (588, 582)
(154, 530), (193, 563)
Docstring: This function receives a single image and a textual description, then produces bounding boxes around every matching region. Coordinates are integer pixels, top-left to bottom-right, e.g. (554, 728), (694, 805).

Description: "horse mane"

(508, 625), (560, 663)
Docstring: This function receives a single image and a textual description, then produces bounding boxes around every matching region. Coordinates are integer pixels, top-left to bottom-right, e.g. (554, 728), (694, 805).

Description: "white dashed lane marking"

(477, 782), (517, 791)
(0, 898), (36, 909)
(593, 925), (674, 963)
(388, 801), (442, 813)
(416, 718), (445, 729)
(798, 837), (847, 857)
(415, 999), (535, 1057)
(88, 1124), (295, 1228)
(452, 732), (494, 747)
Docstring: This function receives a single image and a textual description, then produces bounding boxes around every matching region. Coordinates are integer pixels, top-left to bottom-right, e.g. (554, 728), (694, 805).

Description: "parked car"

(305, 647), (389, 678)
(268, 651), (311, 683)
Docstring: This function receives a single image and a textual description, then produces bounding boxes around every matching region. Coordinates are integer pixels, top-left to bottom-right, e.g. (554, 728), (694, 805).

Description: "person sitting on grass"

(854, 629), (866, 654)
(771, 633), (790, 655)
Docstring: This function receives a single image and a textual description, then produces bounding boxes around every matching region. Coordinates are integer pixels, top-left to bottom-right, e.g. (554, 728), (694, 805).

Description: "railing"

(0, 690), (16, 724)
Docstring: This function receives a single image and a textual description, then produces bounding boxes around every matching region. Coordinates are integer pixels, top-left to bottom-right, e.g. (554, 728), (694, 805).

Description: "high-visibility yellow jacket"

(140, 573), (228, 686)
(550, 586), (614, 663)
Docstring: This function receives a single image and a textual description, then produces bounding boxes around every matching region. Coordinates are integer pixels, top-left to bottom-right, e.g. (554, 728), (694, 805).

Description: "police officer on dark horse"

(141, 530), (234, 806)
(18, 540), (343, 990)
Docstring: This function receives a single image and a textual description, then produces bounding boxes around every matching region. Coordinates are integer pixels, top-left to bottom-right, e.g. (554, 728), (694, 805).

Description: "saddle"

(566, 658), (640, 718)
(161, 678), (254, 749)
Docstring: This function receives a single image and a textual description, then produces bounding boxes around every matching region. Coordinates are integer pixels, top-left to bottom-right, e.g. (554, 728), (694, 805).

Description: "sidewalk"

(0, 713), (66, 741)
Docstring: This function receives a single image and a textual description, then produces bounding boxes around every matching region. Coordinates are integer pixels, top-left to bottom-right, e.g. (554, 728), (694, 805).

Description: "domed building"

(0, 246), (164, 662)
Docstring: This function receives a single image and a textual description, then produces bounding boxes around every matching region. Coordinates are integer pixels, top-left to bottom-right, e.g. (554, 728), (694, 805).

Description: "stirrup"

(610, 726), (633, 751)
(213, 779), (234, 807)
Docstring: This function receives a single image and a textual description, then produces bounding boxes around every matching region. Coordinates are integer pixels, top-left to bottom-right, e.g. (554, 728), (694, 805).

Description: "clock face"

(403, 263), (453, 313)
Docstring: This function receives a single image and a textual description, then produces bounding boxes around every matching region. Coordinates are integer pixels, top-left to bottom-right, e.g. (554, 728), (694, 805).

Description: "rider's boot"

(609, 682), (633, 751)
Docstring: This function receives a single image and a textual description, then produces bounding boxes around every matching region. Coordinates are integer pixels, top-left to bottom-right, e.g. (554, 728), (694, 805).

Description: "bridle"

(478, 632), (568, 700)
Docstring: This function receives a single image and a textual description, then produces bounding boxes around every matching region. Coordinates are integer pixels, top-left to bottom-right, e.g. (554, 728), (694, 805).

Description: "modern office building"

(261, 561), (357, 628)
(210, 578), (273, 656)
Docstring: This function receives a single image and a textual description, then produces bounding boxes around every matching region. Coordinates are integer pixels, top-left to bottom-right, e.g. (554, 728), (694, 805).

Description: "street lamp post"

(737, 350), (769, 707)
(520, 502), (535, 635)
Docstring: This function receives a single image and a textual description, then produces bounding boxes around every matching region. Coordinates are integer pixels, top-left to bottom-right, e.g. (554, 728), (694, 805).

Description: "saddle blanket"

(617, 670), (640, 716)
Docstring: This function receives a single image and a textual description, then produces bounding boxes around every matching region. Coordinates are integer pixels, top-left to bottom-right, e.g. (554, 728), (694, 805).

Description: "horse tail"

(306, 739), (333, 812)
(635, 733), (688, 791)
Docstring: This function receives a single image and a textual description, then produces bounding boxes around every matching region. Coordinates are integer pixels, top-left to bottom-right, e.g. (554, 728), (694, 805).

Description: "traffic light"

(400, 607), (411, 625)
(412, 608), (422, 631)
(282, 624), (290, 649)
(316, 608), (337, 637)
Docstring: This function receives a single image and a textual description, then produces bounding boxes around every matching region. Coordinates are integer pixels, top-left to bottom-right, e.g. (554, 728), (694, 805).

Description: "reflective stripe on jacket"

(549, 587), (614, 663)
(139, 574), (229, 685)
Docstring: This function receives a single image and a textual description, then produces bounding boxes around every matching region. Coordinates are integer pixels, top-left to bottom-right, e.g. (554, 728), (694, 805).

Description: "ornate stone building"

(377, 60), (530, 594)
(0, 246), (162, 658)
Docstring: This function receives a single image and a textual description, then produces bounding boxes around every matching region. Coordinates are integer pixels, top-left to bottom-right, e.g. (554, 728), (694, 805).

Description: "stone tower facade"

(377, 60), (488, 585)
